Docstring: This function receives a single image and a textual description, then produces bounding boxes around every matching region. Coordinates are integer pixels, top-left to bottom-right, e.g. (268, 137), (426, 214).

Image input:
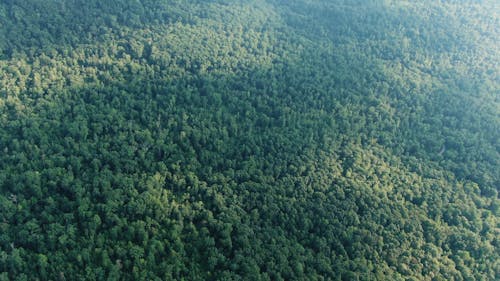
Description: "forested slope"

(0, 0), (499, 280)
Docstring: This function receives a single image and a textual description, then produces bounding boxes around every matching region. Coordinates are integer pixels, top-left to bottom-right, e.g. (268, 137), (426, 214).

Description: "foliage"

(0, 0), (498, 280)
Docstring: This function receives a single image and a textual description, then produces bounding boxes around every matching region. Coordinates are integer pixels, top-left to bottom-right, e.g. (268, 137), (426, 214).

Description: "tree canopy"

(0, 0), (498, 280)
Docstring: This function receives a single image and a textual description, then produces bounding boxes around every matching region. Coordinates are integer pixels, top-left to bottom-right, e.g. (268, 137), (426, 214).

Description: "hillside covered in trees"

(0, 0), (499, 280)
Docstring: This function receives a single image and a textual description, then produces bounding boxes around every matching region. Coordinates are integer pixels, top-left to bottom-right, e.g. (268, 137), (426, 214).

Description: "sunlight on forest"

(0, 0), (498, 280)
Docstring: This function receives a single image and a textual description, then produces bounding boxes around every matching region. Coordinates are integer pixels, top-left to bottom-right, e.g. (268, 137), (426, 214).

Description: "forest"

(0, 0), (499, 280)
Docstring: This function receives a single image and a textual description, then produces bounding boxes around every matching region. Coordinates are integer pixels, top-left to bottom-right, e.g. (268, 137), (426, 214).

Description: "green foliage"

(0, 0), (498, 280)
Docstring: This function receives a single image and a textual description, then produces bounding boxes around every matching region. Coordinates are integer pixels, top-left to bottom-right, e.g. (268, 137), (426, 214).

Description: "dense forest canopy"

(0, 0), (499, 280)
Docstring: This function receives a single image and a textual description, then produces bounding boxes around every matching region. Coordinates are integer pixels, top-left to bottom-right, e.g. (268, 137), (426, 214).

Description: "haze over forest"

(0, 0), (499, 280)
